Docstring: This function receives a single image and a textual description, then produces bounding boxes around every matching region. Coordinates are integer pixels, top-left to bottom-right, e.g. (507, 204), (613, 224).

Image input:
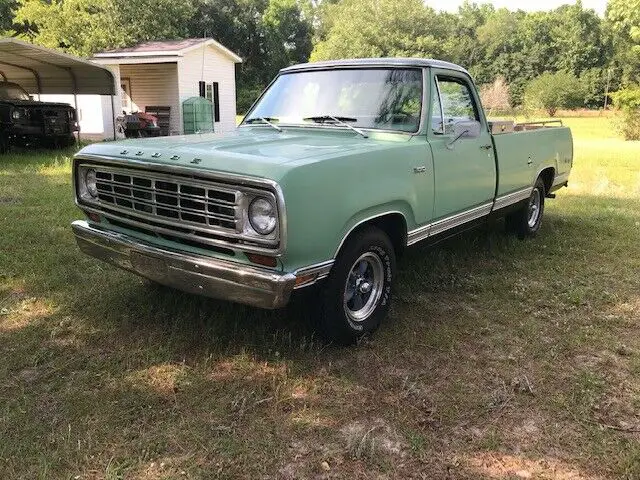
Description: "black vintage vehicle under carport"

(0, 81), (79, 153)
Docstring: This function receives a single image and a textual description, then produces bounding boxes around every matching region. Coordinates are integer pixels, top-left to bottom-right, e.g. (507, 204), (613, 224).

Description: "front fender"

(278, 141), (430, 272)
(332, 203), (414, 257)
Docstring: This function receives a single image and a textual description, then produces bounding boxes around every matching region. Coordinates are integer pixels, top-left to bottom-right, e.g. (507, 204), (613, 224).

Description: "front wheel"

(317, 226), (396, 345)
(0, 132), (9, 154)
(506, 177), (546, 238)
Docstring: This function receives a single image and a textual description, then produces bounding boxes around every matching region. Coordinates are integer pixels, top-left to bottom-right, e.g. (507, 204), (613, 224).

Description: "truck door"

(428, 71), (497, 223)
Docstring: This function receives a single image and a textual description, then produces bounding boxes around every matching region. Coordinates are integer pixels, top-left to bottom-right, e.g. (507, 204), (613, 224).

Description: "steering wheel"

(388, 110), (418, 125)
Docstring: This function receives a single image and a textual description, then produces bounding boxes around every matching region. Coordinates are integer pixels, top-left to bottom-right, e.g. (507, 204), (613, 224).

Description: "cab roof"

(280, 57), (469, 75)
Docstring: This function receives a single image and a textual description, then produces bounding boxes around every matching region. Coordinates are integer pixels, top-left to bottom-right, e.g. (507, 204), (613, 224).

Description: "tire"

(59, 134), (76, 148)
(0, 132), (8, 154)
(317, 226), (396, 345)
(506, 177), (546, 239)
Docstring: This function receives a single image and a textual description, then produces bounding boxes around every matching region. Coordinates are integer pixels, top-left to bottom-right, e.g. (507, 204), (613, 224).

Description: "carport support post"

(74, 93), (80, 143)
(111, 94), (116, 140)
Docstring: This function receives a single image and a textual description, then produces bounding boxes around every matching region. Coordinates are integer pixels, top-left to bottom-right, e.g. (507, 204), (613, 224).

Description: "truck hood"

(78, 127), (411, 181)
(4, 99), (74, 108)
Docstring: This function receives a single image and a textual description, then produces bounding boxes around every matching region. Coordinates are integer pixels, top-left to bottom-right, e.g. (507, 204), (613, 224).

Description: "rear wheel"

(317, 226), (396, 345)
(506, 177), (546, 238)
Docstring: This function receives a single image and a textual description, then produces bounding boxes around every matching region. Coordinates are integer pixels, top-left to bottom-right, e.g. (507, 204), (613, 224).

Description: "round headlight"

(11, 109), (21, 120)
(248, 197), (277, 235)
(85, 169), (98, 197)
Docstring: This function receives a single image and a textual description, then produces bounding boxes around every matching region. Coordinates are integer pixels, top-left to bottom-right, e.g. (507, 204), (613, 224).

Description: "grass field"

(1, 117), (639, 479)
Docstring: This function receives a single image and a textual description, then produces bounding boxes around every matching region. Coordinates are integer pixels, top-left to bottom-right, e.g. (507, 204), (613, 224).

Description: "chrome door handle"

(480, 144), (493, 150)
(413, 166), (426, 174)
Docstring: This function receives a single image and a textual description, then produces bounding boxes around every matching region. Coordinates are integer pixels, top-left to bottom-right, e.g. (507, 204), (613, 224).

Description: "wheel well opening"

(540, 168), (555, 194)
(363, 213), (407, 257)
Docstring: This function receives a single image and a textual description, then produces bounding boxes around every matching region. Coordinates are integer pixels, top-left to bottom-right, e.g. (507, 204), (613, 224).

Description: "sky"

(428, 0), (607, 16)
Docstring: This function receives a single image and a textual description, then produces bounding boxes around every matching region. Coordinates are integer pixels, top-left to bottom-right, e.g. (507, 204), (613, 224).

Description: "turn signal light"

(246, 253), (277, 267)
(295, 274), (318, 287)
(86, 212), (101, 223)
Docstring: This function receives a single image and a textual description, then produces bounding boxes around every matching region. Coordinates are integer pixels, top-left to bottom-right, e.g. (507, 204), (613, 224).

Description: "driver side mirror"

(446, 120), (481, 149)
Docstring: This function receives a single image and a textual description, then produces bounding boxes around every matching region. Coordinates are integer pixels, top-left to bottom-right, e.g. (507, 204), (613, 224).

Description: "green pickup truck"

(71, 58), (573, 344)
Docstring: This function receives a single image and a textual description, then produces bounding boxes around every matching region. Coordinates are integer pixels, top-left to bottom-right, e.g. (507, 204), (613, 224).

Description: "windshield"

(244, 68), (423, 133)
(0, 82), (30, 101)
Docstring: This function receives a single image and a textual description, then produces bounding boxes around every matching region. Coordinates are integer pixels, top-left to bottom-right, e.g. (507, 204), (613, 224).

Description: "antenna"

(200, 32), (207, 82)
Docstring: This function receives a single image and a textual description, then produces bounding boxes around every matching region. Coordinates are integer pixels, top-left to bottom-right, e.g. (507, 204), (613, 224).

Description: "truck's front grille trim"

(74, 156), (286, 255)
(106, 217), (237, 256)
(91, 167), (240, 231)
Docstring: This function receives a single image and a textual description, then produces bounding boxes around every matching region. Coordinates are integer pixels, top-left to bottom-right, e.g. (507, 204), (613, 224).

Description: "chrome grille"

(92, 166), (240, 231)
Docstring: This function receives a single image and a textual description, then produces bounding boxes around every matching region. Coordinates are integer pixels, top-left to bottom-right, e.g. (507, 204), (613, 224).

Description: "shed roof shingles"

(100, 38), (208, 54)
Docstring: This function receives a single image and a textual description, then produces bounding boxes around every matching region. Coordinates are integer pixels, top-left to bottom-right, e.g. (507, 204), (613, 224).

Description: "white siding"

(119, 63), (181, 135)
(40, 94), (105, 134)
(177, 46), (238, 134)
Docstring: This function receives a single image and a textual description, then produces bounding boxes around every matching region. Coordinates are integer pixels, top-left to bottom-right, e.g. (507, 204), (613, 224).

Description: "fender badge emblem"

(170, 155), (180, 161)
(120, 150), (128, 155)
(135, 151), (144, 156)
(191, 158), (202, 164)
(151, 153), (162, 158)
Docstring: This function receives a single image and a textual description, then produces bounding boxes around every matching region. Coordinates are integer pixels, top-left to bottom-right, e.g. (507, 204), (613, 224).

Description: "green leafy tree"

(472, 3), (610, 106)
(310, 0), (447, 61)
(444, 2), (495, 73)
(188, 0), (313, 112)
(262, 0), (313, 79)
(14, 0), (194, 57)
(0, 0), (16, 33)
(474, 8), (532, 104)
(524, 71), (584, 116)
(611, 86), (640, 140)
(579, 68), (621, 110)
(606, 0), (640, 84)
(548, 3), (608, 76)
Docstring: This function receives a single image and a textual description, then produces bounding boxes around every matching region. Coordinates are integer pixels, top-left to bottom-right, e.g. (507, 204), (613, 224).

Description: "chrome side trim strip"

(407, 223), (431, 245)
(493, 187), (532, 211)
(333, 210), (407, 258)
(430, 202), (493, 236)
(407, 202), (493, 246)
(292, 260), (334, 289)
(552, 171), (570, 186)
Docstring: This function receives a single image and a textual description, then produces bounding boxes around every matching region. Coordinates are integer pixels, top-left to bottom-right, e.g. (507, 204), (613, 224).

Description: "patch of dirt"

(126, 364), (186, 396)
(277, 440), (343, 480)
(466, 452), (605, 480)
(0, 296), (55, 332)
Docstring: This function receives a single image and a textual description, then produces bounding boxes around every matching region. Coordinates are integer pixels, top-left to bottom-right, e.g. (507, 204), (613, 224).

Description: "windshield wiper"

(303, 115), (368, 138)
(244, 117), (282, 132)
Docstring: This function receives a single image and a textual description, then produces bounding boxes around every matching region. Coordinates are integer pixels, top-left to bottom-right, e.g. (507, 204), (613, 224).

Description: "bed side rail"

(514, 119), (563, 131)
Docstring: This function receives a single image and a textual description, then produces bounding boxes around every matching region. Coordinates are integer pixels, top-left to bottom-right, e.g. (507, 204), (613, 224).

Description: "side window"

(431, 77), (443, 134)
(434, 77), (479, 135)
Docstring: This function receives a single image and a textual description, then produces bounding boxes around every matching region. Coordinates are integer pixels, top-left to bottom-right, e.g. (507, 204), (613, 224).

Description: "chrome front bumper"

(71, 220), (296, 309)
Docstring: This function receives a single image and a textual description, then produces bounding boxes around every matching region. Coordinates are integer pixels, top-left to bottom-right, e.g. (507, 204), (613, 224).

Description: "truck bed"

(489, 120), (573, 198)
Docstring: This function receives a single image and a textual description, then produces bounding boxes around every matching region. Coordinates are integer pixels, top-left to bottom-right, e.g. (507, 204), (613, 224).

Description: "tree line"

(1, 0), (638, 114)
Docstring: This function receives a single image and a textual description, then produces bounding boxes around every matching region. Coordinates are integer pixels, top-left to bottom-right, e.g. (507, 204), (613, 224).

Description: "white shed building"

(83, 38), (242, 139)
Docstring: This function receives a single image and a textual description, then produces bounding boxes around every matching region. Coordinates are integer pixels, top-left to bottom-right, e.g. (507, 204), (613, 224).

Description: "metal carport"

(0, 37), (117, 139)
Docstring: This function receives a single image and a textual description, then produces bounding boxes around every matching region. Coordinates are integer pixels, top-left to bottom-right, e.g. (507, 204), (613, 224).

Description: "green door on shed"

(183, 97), (214, 134)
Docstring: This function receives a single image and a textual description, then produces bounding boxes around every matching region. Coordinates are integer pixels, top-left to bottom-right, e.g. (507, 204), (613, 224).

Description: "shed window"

(203, 82), (220, 122)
